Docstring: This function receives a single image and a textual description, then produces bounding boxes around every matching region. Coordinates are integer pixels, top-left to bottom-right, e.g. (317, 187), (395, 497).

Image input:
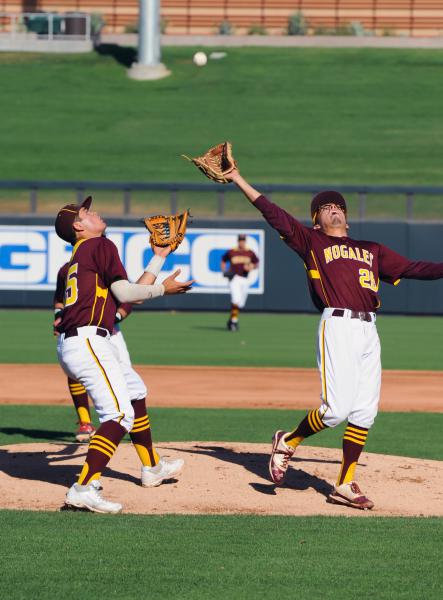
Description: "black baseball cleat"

(227, 320), (239, 332)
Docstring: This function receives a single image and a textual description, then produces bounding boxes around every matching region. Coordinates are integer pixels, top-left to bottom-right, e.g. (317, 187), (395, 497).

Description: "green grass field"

(1, 49), (443, 203)
(0, 405), (442, 460)
(2, 309), (443, 370)
(1, 512), (441, 600)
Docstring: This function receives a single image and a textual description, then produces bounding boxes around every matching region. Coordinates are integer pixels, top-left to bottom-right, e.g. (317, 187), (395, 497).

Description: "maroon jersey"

(222, 248), (259, 277)
(55, 264), (132, 319)
(57, 237), (127, 333)
(255, 195), (443, 312)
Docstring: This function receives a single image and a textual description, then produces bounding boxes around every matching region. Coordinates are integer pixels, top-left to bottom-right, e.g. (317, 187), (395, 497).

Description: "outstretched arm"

(225, 170), (311, 258)
(227, 170), (261, 203)
(111, 269), (193, 303)
(379, 244), (443, 283)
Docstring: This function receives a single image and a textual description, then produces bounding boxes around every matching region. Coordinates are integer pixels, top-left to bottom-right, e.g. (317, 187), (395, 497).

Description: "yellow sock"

(284, 434), (304, 450)
(77, 406), (91, 423)
(134, 443), (160, 467)
(337, 460), (357, 486)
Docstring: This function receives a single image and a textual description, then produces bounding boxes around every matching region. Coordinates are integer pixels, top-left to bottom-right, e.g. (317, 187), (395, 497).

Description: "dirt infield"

(0, 364), (442, 412)
(0, 441), (441, 516)
(1, 364), (441, 516)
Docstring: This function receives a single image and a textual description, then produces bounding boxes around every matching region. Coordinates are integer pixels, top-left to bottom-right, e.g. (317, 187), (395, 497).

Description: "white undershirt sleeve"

(110, 279), (165, 303)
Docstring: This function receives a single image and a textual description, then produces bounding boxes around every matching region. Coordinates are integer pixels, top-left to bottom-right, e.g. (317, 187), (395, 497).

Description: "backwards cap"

(310, 190), (347, 224)
(55, 196), (92, 245)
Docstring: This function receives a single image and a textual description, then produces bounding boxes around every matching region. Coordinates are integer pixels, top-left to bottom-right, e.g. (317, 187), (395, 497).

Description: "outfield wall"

(1, 215), (443, 315)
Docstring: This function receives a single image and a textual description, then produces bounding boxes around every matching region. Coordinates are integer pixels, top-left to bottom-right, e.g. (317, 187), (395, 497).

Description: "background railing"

(1, 180), (443, 221)
(2, 1), (443, 36)
(0, 12), (91, 40)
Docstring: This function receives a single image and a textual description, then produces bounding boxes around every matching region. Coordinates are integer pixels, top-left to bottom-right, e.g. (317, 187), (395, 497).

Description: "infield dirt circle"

(0, 364), (442, 516)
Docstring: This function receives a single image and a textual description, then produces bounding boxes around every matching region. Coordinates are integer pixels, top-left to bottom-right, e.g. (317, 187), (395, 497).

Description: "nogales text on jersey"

(324, 244), (374, 268)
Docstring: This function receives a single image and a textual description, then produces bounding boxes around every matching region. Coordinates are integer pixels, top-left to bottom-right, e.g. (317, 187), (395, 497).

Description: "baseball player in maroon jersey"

(225, 170), (443, 510)
(221, 234), (259, 331)
(55, 263), (136, 443)
(54, 196), (193, 514)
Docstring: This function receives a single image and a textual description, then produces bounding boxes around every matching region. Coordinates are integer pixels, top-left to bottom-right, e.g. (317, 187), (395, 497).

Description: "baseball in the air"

(193, 51), (208, 67)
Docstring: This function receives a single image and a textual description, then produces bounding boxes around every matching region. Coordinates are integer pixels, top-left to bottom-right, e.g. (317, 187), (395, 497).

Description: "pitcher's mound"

(0, 442), (441, 516)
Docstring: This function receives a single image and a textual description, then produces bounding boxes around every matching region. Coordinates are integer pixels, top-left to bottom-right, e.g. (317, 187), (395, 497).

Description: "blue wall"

(1, 215), (443, 314)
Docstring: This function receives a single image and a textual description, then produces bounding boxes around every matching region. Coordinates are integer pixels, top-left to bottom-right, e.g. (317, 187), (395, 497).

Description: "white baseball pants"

(57, 327), (135, 432)
(110, 329), (147, 401)
(229, 275), (251, 308)
(316, 308), (381, 430)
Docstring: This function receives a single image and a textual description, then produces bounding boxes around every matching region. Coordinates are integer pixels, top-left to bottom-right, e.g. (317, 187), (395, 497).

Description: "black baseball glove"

(223, 270), (235, 281)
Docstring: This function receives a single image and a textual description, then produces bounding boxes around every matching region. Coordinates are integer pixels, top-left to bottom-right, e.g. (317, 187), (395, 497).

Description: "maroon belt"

(331, 309), (373, 322)
(64, 327), (109, 339)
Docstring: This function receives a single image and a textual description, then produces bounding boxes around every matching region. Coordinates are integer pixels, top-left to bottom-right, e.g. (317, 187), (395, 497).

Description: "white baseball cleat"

(141, 457), (184, 487)
(269, 430), (294, 485)
(327, 481), (374, 510)
(65, 480), (122, 514)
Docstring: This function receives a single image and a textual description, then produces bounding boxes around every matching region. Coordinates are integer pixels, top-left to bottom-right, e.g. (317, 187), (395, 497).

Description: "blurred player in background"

(221, 234), (259, 331)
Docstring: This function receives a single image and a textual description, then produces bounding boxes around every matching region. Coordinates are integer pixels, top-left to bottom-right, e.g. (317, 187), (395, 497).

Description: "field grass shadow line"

(95, 44), (137, 68)
(192, 326), (228, 332)
(0, 426), (73, 442)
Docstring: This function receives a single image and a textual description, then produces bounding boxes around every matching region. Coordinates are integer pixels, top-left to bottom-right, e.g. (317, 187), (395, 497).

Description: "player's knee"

(121, 404), (135, 432)
(137, 384), (148, 399)
(323, 409), (349, 428)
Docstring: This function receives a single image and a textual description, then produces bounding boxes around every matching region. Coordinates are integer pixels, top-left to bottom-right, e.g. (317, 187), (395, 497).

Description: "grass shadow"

(192, 325), (230, 332)
(0, 427), (74, 443)
(95, 44), (137, 68)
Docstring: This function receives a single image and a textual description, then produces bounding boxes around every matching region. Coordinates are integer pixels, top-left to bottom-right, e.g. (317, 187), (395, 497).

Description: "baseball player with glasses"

(225, 169), (443, 511)
(54, 196), (193, 514)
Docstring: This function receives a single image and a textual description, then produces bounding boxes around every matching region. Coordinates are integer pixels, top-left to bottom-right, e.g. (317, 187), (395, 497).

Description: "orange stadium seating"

(1, 1), (442, 36)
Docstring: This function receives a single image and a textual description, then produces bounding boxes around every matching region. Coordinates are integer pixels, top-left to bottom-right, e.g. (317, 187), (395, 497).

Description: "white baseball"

(193, 51), (207, 67)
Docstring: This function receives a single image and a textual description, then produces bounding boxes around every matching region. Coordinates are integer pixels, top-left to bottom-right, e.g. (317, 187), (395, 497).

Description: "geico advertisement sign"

(0, 226), (265, 294)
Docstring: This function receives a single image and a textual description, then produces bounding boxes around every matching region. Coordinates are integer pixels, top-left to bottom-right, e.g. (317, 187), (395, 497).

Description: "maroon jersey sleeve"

(53, 263), (69, 304)
(254, 195), (311, 259)
(250, 251), (259, 265)
(378, 243), (443, 284)
(221, 250), (231, 263)
(93, 238), (127, 287)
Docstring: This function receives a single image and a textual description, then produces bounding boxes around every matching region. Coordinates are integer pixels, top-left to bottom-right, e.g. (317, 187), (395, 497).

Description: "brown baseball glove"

(143, 210), (190, 252)
(182, 142), (238, 184)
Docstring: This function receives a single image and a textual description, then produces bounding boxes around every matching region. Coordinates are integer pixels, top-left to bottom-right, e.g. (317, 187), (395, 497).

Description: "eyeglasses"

(319, 203), (345, 213)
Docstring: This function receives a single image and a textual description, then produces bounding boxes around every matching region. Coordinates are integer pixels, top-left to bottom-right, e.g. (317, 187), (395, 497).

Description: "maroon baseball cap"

(238, 234), (246, 241)
(55, 196), (92, 244)
(311, 190), (347, 224)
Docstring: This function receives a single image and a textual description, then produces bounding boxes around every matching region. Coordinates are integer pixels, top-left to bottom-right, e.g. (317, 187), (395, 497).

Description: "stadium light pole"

(128, 0), (170, 80)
